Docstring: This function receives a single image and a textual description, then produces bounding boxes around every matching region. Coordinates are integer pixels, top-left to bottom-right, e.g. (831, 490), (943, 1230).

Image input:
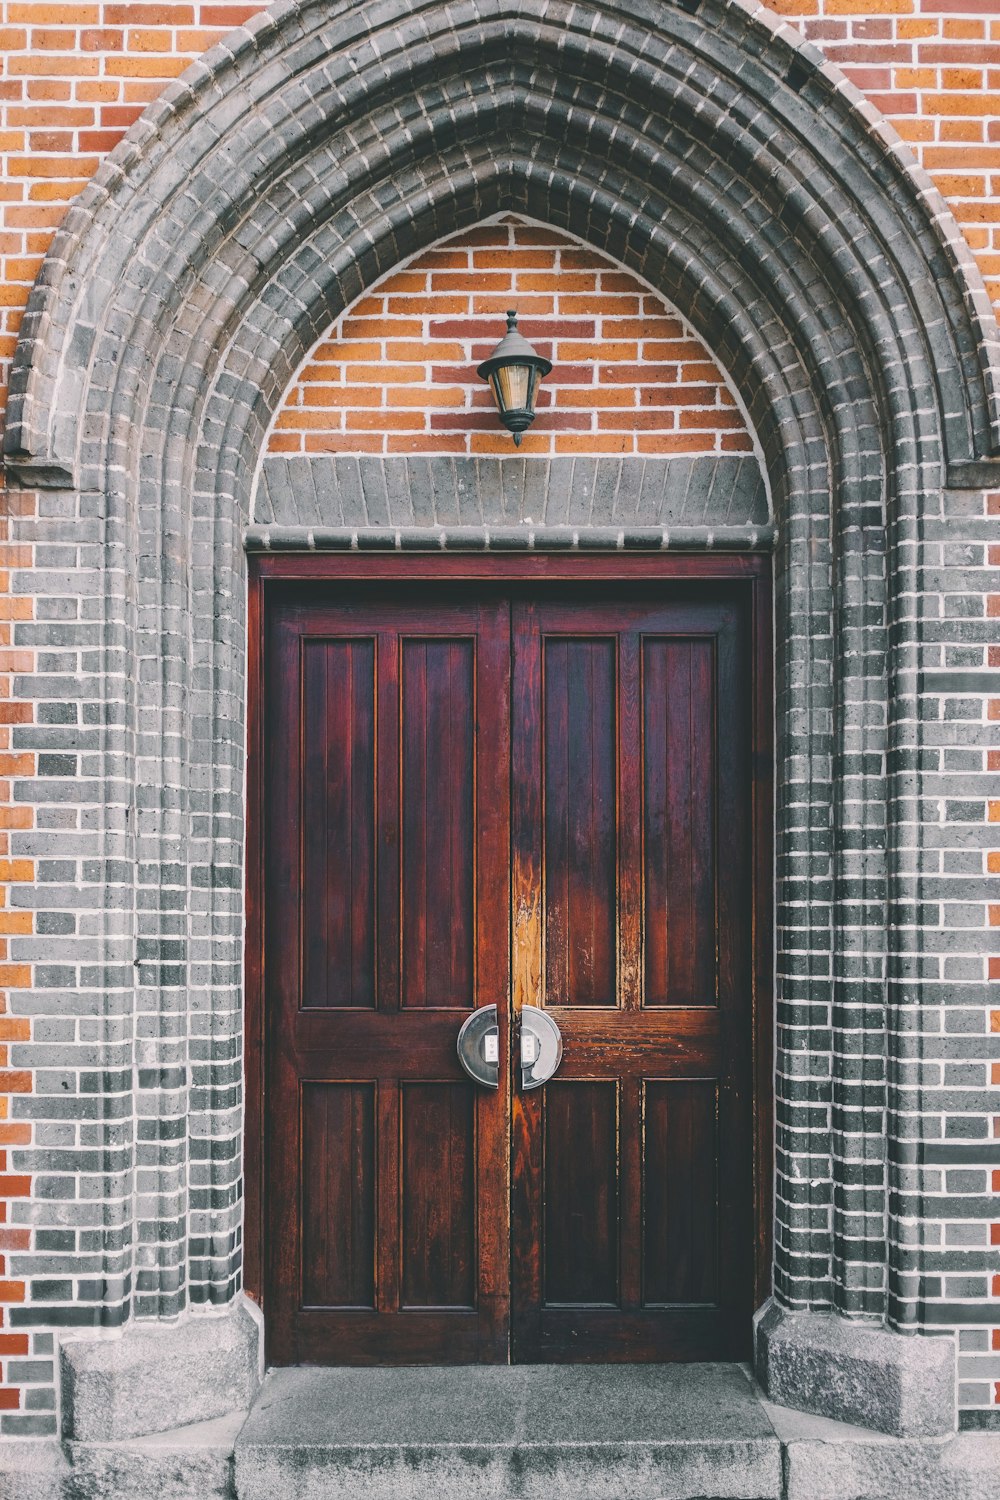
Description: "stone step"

(3, 1366), (998, 1500)
(233, 1362), (784, 1500)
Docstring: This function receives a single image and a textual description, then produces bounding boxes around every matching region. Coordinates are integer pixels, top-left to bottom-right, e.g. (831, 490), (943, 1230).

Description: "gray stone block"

(784, 1433), (1000, 1500)
(766, 1400), (1000, 1500)
(0, 1439), (67, 1500)
(60, 1299), (260, 1442)
(755, 1299), (957, 1437)
(64, 1409), (243, 1500)
(0, 1411), (244, 1500)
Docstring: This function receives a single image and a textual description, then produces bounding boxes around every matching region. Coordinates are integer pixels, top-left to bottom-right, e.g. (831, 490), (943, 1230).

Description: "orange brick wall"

(268, 222), (754, 458)
(772, 0), (1000, 315)
(0, 0), (998, 1429)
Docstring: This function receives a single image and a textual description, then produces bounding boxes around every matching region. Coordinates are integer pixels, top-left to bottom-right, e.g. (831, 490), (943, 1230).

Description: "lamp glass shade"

(491, 362), (536, 415)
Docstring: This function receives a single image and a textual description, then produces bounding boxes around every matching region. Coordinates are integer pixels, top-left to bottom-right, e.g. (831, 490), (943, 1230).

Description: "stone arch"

(4, 0), (999, 1378)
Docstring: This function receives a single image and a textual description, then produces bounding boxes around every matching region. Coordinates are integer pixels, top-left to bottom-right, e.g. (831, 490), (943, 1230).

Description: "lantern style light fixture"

(476, 310), (552, 445)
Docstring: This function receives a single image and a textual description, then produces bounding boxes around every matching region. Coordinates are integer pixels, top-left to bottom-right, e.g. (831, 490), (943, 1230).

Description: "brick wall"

(268, 221), (754, 458)
(772, 0), (1000, 318)
(0, 0), (997, 1435)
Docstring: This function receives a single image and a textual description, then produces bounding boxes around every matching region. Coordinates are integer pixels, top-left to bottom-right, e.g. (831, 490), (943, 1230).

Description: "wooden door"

(264, 590), (511, 1364)
(259, 573), (761, 1368)
(510, 593), (754, 1361)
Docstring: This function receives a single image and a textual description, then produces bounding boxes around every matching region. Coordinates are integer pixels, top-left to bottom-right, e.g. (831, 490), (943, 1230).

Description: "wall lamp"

(476, 310), (552, 446)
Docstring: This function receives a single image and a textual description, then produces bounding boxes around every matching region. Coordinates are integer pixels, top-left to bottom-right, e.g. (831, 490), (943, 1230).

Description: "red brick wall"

(771, 0), (1000, 316)
(0, 1), (998, 1429)
(268, 221), (754, 458)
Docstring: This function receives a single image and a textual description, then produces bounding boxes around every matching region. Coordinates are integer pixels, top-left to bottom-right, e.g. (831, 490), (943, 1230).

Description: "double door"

(263, 581), (759, 1364)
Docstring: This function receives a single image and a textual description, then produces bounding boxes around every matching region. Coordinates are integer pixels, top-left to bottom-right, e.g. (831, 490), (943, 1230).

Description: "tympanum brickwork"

(268, 221), (755, 458)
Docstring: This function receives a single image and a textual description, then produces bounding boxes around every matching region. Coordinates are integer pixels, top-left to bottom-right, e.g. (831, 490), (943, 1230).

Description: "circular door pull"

(456, 1005), (500, 1089)
(519, 1005), (563, 1090)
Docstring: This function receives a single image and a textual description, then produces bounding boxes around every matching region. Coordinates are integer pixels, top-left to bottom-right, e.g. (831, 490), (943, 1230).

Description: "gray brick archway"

(4, 0), (999, 1440)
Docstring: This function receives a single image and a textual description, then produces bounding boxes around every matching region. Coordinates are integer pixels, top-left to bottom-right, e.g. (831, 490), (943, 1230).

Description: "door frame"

(244, 551), (774, 1355)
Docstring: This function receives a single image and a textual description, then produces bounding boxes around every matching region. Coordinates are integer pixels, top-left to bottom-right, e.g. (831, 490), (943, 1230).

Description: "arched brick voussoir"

(103, 86), (989, 486)
(122, 208), (836, 556)
(194, 149), (859, 529)
(4, 0), (998, 488)
(122, 89), (892, 526)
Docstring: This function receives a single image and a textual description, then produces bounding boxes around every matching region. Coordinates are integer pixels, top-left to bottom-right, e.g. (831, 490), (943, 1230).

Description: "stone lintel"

(754, 1299), (957, 1438)
(59, 1298), (262, 1443)
(252, 453), (772, 532)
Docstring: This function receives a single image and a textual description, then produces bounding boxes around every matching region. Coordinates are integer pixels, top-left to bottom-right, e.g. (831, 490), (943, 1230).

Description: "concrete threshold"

(235, 1363), (781, 1500)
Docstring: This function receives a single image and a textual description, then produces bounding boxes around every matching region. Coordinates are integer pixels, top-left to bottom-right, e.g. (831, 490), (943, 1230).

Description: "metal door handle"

(456, 1005), (499, 1089)
(519, 1005), (563, 1090)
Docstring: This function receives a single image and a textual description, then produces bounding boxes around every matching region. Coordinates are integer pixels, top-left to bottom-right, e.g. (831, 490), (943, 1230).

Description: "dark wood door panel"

(642, 1078), (720, 1307)
(511, 592), (754, 1362)
(401, 638), (476, 1009)
(543, 637), (618, 1007)
(264, 594), (510, 1365)
(400, 1081), (477, 1309)
(300, 1081), (376, 1310)
(643, 637), (716, 1006)
(543, 1080), (620, 1307)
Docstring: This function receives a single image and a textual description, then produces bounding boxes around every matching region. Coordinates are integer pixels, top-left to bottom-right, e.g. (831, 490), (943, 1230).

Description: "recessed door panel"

(643, 638), (716, 1007)
(302, 640), (376, 1009)
(401, 1082), (476, 1309)
(642, 1079), (719, 1307)
(543, 1080), (620, 1307)
(301, 1081), (376, 1309)
(402, 639), (475, 1010)
(543, 638), (617, 1007)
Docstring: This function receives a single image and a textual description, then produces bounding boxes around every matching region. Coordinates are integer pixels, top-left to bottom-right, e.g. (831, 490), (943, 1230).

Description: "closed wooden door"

(262, 580), (757, 1365)
(264, 591), (511, 1364)
(510, 594), (753, 1361)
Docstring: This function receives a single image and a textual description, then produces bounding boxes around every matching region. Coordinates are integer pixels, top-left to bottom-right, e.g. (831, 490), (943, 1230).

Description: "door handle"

(519, 1005), (563, 1090)
(456, 1005), (500, 1089)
